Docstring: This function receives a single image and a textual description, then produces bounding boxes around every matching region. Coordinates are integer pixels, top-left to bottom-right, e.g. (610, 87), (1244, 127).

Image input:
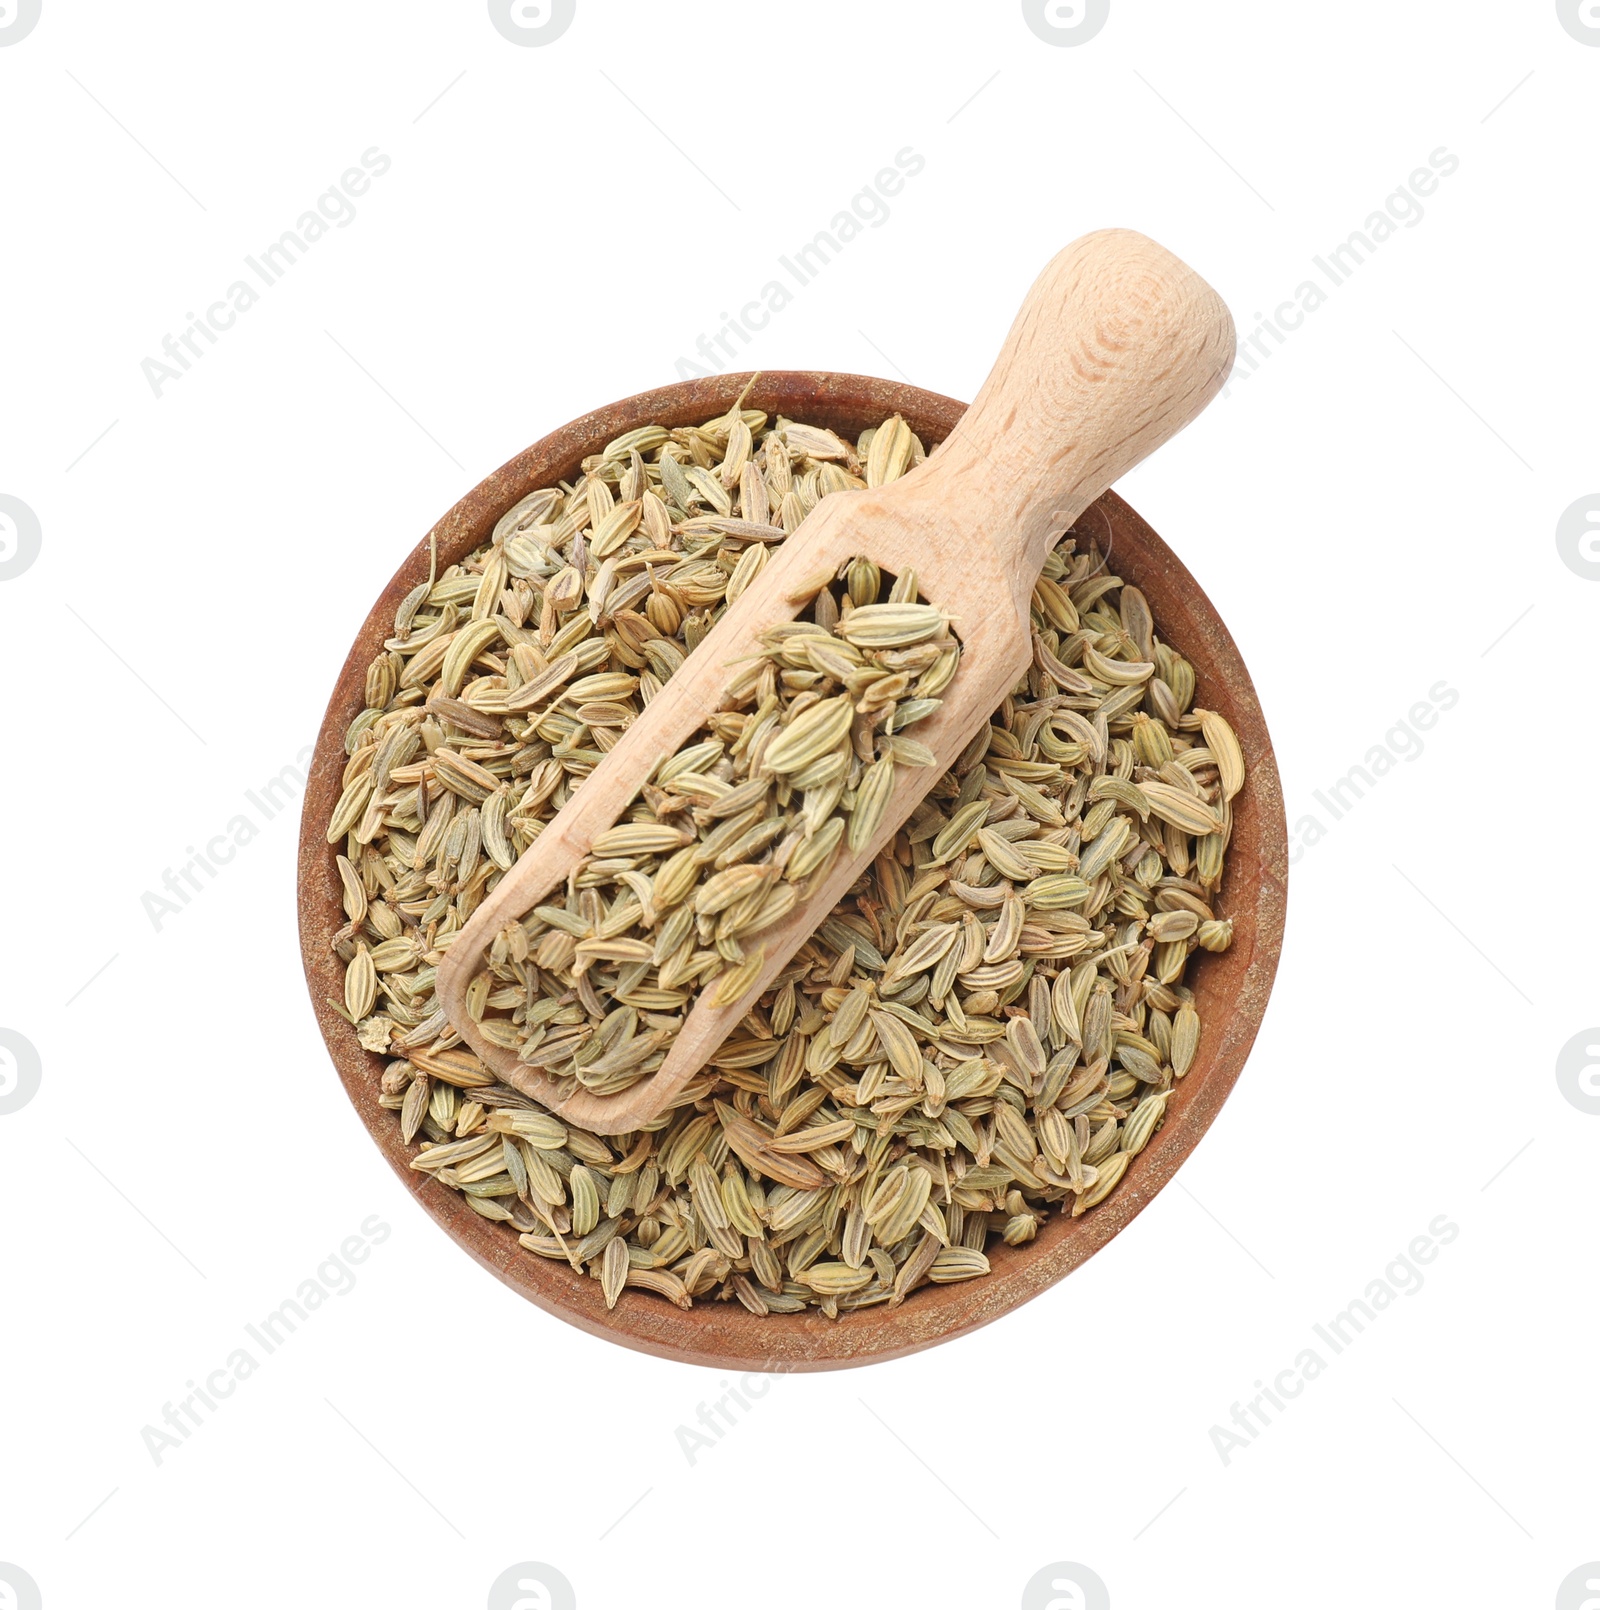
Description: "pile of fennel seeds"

(327, 403), (1243, 1317)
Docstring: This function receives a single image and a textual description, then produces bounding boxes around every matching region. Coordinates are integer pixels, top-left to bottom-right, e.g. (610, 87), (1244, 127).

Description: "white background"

(2, 3), (1596, 1607)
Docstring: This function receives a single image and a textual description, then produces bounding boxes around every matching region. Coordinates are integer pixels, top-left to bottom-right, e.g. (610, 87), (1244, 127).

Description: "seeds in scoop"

(466, 561), (963, 1076)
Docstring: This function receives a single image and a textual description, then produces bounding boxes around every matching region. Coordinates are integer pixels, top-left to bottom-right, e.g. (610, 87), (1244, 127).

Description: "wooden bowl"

(297, 372), (1288, 1371)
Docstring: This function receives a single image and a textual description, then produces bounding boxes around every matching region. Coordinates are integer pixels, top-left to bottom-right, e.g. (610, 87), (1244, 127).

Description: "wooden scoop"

(436, 228), (1235, 1135)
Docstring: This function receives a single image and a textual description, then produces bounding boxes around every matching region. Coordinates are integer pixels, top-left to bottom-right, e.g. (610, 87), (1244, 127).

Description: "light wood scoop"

(436, 228), (1235, 1134)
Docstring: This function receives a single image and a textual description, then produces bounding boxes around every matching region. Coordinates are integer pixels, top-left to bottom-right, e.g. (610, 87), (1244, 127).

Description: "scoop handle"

(905, 228), (1234, 591)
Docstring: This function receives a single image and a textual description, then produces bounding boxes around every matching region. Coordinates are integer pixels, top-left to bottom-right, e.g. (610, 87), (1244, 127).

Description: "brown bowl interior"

(297, 372), (1288, 1371)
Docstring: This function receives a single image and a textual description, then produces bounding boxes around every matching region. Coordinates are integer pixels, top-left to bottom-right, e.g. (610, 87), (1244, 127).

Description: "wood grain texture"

(297, 368), (1287, 1371)
(436, 230), (1238, 1134)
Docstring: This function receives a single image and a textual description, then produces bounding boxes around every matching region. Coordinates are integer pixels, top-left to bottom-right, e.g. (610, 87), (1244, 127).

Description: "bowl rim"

(297, 370), (1288, 1371)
